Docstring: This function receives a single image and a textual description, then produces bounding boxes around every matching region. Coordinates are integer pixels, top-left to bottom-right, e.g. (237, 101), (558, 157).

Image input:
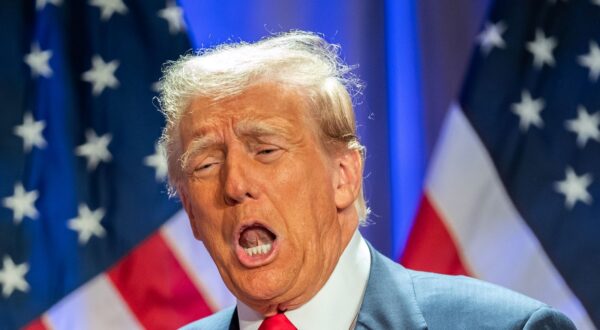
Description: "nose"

(222, 152), (257, 206)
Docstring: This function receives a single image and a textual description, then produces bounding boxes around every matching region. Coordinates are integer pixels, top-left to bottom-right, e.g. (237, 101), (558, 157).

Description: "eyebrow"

(235, 118), (293, 138)
(180, 135), (220, 171)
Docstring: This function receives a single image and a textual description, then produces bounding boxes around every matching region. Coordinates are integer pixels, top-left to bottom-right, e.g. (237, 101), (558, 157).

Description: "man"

(158, 31), (575, 329)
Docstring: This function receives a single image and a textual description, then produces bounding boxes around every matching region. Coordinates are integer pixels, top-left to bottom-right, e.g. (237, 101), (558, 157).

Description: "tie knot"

(258, 313), (297, 330)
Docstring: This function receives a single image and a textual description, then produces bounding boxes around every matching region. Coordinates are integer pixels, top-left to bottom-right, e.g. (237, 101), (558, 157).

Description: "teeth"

(244, 243), (272, 257)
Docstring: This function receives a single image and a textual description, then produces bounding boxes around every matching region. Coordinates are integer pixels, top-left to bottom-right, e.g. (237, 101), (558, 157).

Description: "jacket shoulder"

(407, 270), (575, 329)
(179, 306), (236, 330)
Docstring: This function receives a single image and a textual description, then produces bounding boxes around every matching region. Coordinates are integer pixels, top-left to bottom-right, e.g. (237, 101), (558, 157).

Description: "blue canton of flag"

(461, 0), (600, 327)
(0, 0), (190, 328)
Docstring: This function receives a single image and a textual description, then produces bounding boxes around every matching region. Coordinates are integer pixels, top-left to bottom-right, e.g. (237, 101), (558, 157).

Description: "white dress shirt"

(237, 230), (371, 330)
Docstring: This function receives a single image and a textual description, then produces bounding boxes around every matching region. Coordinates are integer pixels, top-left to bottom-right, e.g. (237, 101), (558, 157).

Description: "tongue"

(239, 227), (274, 248)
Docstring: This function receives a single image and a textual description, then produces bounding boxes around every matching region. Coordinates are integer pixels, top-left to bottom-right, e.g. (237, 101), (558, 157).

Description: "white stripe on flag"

(426, 104), (595, 330)
(161, 209), (236, 311)
(45, 274), (142, 330)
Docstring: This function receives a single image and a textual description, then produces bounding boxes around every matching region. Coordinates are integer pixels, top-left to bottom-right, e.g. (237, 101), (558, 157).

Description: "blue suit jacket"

(183, 244), (575, 329)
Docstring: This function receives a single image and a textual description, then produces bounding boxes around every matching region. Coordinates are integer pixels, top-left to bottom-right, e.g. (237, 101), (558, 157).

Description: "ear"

(333, 149), (362, 211)
(179, 187), (203, 241)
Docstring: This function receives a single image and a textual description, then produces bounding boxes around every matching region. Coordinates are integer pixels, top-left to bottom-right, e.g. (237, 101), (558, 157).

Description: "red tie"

(258, 313), (297, 330)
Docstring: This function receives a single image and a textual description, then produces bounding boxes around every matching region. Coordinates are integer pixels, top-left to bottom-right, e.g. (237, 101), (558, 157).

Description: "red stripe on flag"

(400, 194), (471, 275)
(107, 233), (213, 329)
(23, 317), (47, 330)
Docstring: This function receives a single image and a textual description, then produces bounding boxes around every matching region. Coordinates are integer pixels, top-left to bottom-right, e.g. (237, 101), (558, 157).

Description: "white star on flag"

(75, 130), (112, 170)
(36, 0), (62, 10)
(511, 90), (545, 131)
(0, 256), (30, 298)
(2, 183), (39, 224)
(158, 2), (186, 34)
(14, 112), (47, 152)
(526, 29), (557, 68)
(555, 167), (593, 209)
(565, 106), (600, 148)
(477, 21), (506, 55)
(81, 55), (120, 96)
(578, 41), (600, 82)
(68, 204), (106, 245)
(24, 43), (53, 78)
(89, 0), (128, 21)
(144, 144), (168, 181)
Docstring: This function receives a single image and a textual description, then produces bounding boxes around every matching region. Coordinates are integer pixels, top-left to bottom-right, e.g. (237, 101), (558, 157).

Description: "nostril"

(224, 195), (239, 206)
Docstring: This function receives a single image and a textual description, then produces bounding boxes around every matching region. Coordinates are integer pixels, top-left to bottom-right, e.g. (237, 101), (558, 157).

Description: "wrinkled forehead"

(179, 82), (319, 140)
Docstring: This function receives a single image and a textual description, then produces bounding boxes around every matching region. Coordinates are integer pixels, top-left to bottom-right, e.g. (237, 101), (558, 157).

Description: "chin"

(233, 268), (296, 305)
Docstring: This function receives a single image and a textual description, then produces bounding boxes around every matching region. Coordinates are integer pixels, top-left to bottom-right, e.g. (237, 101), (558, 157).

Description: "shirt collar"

(237, 230), (371, 330)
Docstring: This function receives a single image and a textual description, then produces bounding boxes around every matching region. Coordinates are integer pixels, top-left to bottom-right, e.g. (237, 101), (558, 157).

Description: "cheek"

(271, 160), (337, 232)
(265, 163), (308, 207)
(269, 152), (332, 191)
(196, 220), (232, 269)
(187, 183), (226, 241)
(194, 210), (224, 242)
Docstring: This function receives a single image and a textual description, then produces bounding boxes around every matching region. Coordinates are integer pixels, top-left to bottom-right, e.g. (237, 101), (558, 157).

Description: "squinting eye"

(193, 161), (220, 175)
(197, 163), (213, 170)
(255, 147), (283, 163)
(258, 149), (277, 155)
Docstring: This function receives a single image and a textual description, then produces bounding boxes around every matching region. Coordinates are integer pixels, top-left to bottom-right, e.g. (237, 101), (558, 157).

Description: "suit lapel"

(355, 243), (427, 330)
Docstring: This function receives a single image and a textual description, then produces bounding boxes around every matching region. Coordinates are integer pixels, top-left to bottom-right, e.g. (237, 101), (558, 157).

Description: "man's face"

(177, 82), (359, 314)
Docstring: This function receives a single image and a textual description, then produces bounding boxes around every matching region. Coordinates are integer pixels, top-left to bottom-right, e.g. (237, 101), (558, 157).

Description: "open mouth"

(239, 225), (276, 255)
(235, 223), (278, 267)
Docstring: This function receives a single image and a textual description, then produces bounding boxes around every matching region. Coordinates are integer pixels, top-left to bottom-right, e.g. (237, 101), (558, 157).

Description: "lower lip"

(235, 239), (279, 268)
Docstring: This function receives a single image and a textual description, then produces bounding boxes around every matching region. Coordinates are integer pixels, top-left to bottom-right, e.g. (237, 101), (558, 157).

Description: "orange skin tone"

(178, 82), (362, 316)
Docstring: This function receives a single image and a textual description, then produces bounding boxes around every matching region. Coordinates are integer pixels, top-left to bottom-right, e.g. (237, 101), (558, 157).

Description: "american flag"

(402, 0), (599, 329)
(0, 1), (234, 328)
